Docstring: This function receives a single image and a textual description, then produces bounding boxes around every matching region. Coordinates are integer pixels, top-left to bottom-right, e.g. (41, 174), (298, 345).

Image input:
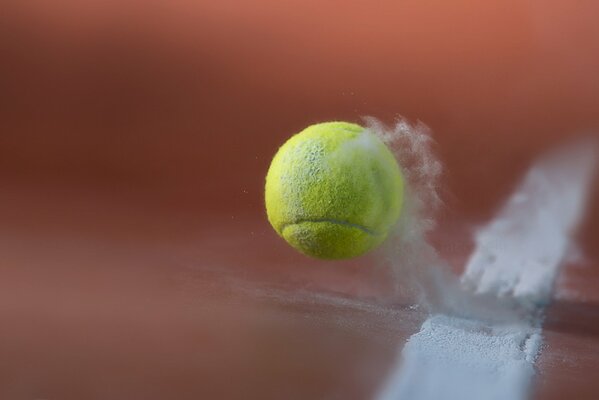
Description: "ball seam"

(279, 219), (379, 236)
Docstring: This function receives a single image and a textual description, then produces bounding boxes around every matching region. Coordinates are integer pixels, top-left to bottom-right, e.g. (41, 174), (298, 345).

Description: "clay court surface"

(1, 1), (599, 399)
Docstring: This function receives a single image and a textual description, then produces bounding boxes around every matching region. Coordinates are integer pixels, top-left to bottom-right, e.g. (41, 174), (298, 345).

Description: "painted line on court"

(377, 141), (597, 400)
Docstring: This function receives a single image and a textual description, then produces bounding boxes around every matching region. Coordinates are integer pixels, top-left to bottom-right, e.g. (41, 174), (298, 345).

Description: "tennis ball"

(265, 121), (404, 259)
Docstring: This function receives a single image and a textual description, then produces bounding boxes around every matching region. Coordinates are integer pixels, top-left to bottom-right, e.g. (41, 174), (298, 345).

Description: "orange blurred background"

(2, 0), (599, 226)
(1, 1), (599, 399)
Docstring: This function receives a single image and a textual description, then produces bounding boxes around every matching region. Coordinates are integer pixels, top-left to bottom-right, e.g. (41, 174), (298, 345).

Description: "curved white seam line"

(280, 219), (379, 236)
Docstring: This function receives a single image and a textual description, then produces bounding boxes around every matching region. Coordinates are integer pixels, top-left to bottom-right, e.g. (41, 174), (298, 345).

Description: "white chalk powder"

(377, 139), (597, 400)
(379, 316), (541, 400)
(462, 141), (597, 308)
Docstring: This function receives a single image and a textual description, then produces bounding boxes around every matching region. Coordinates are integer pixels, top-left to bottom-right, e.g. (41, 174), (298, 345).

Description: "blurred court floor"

(0, 182), (597, 399)
(0, 183), (424, 399)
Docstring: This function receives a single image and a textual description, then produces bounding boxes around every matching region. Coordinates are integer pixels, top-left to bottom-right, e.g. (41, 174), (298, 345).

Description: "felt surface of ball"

(265, 121), (404, 259)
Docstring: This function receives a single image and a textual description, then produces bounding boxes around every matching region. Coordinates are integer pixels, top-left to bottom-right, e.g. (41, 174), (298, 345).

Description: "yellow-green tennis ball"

(265, 121), (404, 259)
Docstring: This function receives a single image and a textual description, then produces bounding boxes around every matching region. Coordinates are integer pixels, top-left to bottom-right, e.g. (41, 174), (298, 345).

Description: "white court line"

(377, 142), (597, 400)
